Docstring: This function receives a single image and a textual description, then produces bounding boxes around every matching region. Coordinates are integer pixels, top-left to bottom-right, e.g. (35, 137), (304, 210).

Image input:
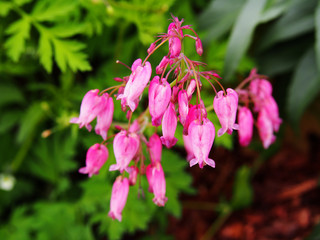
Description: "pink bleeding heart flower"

(79, 143), (108, 177)
(183, 134), (194, 162)
(178, 90), (189, 125)
(146, 163), (168, 206)
(117, 59), (152, 112)
(126, 166), (139, 186)
(148, 133), (162, 164)
(249, 78), (273, 100)
(195, 38), (203, 56)
(109, 131), (140, 173)
(183, 102), (207, 135)
(148, 76), (172, 126)
(213, 88), (239, 137)
(147, 42), (156, 54)
(186, 79), (196, 100)
(160, 102), (178, 148)
(168, 23), (182, 58)
(70, 89), (103, 131)
(257, 108), (276, 149)
(156, 56), (169, 75)
(95, 93), (114, 140)
(238, 106), (253, 147)
(262, 96), (282, 132)
(108, 176), (129, 222)
(188, 118), (215, 169)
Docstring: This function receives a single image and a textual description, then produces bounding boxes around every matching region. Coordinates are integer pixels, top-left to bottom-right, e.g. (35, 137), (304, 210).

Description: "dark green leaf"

(231, 166), (253, 210)
(315, 1), (320, 70)
(259, 0), (291, 23)
(0, 84), (24, 107)
(223, 0), (267, 81)
(0, 111), (22, 134)
(257, 0), (317, 52)
(287, 48), (320, 125)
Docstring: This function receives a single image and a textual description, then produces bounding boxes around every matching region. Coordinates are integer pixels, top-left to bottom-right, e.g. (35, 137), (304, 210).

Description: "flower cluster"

(236, 69), (282, 149)
(70, 16), (281, 221)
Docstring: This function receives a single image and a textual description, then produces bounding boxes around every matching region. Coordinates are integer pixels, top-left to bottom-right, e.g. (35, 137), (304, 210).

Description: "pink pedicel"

(70, 89), (102, 131)
(183, 134), (194, 162)
(188, 118), (215, 169)
(148, 133), (162, 164)
(148, 76), (172, 126)
(257, 109), (276, 149)
(95, 93), (114, 140)
(79, 143), (108, 177)
(238, 106), (253, 147)
(160, 102), (178, 148)
(213, 88), (239, 137)
(146, 163), (168, 206)
(108, 177), (129, 222)
(117, 58), (152, 112)
(195, 38), (203, 56)
(109, 131), (140, 173)
(178, 90), (189, 125)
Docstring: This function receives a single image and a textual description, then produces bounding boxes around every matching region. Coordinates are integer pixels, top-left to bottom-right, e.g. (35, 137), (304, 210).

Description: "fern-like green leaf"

(5, 17), (31, 62)
(32, 0), (78, 22)
(52, 39), (91, 72)
(0, 1), (12, 17)
(38, 32), (53, 73)
(13, 0), (32, 7)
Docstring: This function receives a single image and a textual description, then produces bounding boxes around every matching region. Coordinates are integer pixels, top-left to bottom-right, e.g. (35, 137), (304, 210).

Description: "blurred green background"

(0, 0), (319, 239)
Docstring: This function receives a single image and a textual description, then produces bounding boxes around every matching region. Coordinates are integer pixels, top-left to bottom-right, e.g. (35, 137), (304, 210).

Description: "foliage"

(199, 0), (320, 126)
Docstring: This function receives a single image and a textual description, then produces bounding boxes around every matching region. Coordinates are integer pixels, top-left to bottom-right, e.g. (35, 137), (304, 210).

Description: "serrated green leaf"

(38, 32), (53, 72)
(5, 17), (31, 62)
(231, 166), (253, 210)
(223, 0), (267, 81)
(287, 48), (320, 125)
(52, 39), (91, 72)
(50, 23), (87, 38)
(315, 1), (320, 70)
(32, 0), (78, 21)
(0, 1), (12, 16)
(257, 0), (317, 52)
(0, 84), (25, 107)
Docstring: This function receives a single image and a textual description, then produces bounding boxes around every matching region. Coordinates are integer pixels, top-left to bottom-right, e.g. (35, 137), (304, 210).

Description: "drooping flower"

(117, 59), (152, 112)
(160, 102), (178, 148)
(126, 166), (139, 186)
(70, 89), (102, 131)
(213, 88), (239, 137)
(95, 93), (114, 140)
(238, 106), (253, 147)
(188, 118), (215, 169)
(148, 133), (162, 164)
(79, 143), (109, 177)
(168, 23), (182, 58)
(262, 96), (282, 132)
(108, 177), (129, 222)
(183, 134), (194, 162)
(195, 38), (203, 56)
(249, 78), (273, 100)
(146, 163), (168, 206)
(109, 131), (140, 173)
(156, 56), (169, 75)
(148, 76), (171, 126)
(257, 108), (276, 149)
(183, 102), (207, 135)
(186, 79), (196, 99)
(178, 90), (189, 125)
